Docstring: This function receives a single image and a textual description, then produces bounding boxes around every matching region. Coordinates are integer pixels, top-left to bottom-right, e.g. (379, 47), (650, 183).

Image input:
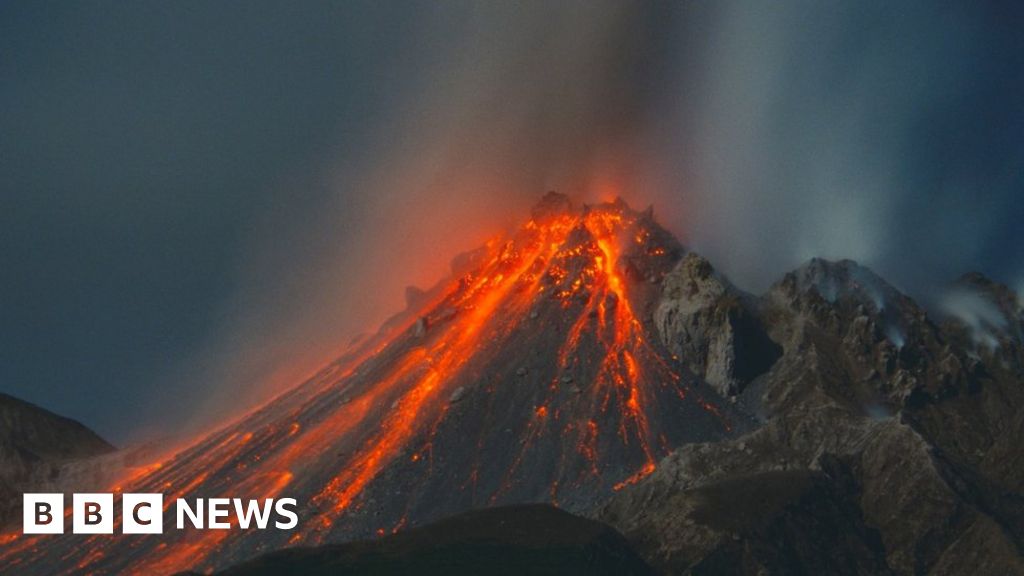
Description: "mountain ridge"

(601, 249), (1024, 575)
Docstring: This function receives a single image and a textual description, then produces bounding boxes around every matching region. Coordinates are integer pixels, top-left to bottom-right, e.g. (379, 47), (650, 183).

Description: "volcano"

(3, 193), (746, 575)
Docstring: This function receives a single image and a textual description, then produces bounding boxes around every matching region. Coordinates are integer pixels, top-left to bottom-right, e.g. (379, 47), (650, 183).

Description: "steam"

(654, 1), (1024, 293)
(167, 1), (1022, 436)
(940, 288), (1007, 349)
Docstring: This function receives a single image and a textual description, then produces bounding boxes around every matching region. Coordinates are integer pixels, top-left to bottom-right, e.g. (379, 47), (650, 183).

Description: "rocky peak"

(654, 253), (780, 397)
(770, 258), (905, 315)
(0, 393), (114, 463)
(602, 262), (1024, 576)
(761, 259), (953, 403)
(530, 190), (574, 222)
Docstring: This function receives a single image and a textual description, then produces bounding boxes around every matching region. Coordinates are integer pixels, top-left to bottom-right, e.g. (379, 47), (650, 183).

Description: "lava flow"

(1, 192), (737, 575)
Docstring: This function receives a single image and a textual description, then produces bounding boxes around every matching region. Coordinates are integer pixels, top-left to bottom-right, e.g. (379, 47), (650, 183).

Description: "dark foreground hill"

(179, 505), (653, 576)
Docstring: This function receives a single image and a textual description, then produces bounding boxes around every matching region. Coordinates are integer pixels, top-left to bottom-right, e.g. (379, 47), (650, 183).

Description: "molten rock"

(5, 194), (745, 575)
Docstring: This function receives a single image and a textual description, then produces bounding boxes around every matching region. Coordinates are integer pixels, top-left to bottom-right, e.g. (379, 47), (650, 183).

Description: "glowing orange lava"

(0, 196), (732, 575)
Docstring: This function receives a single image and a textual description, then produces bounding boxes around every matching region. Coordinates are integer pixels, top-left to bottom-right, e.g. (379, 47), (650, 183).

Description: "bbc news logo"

(23, 493), (298, 534)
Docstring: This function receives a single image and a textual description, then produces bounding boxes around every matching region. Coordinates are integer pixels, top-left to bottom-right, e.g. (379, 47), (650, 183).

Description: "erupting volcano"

(3, 193), (741, 575)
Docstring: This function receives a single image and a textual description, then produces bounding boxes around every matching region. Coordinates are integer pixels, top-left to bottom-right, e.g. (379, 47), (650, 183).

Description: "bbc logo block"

(22, 493), (296, 534)
(23, 494), (64, 534)
(72, 493), (114, 534)
(23, 493), (163, 534)
(122, 493), (163, 534)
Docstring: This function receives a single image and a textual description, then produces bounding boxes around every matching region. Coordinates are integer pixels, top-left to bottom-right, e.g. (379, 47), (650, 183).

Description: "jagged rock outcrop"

(601, 261), (1024, 575)
(654, 253), (780, 396)
(760, 258), (956, 409)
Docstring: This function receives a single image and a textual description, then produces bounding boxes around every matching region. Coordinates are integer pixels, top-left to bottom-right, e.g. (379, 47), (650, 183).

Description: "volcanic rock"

(654, 253), (780, 396)
(448, 386), (467, 404)
(531, 190), (574, 222)
(940, 272), (1024, 365)
(600, 262), (1024, 575)
(0, 393), (115, 527)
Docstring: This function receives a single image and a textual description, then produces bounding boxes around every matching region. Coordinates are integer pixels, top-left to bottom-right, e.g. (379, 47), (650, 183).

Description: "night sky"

(2, 1), (1022, 443)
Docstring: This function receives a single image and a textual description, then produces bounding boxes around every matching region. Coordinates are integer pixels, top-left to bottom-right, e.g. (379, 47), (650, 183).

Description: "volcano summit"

(4, 192), (1023, 575)
(3, 193), (756, 574)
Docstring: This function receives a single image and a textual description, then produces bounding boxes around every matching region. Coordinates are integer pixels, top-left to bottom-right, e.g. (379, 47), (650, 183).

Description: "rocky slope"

(0, 393), (115, 527)
(654, 252), (780, 397)
(601, 257), (1024, 575)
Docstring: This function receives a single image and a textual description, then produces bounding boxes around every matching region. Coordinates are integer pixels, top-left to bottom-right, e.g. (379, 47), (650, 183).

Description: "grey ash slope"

(0, 393), (115, 526)
(602, 256), (1024, 575)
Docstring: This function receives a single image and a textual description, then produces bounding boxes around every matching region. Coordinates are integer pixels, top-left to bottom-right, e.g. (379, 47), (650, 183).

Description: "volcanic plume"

(1, 193), (739, 575)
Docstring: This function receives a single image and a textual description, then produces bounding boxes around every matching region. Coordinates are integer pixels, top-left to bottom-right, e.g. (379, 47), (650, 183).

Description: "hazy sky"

(2, 1), (1021, 442)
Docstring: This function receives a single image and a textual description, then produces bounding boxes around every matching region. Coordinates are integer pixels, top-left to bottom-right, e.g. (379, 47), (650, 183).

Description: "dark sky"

(2, 2), (1022, 443)
(1, 1), (428, 441)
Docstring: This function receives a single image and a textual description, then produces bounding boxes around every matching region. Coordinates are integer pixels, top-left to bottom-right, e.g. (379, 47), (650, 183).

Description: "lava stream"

(0, 195), (736, 575)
